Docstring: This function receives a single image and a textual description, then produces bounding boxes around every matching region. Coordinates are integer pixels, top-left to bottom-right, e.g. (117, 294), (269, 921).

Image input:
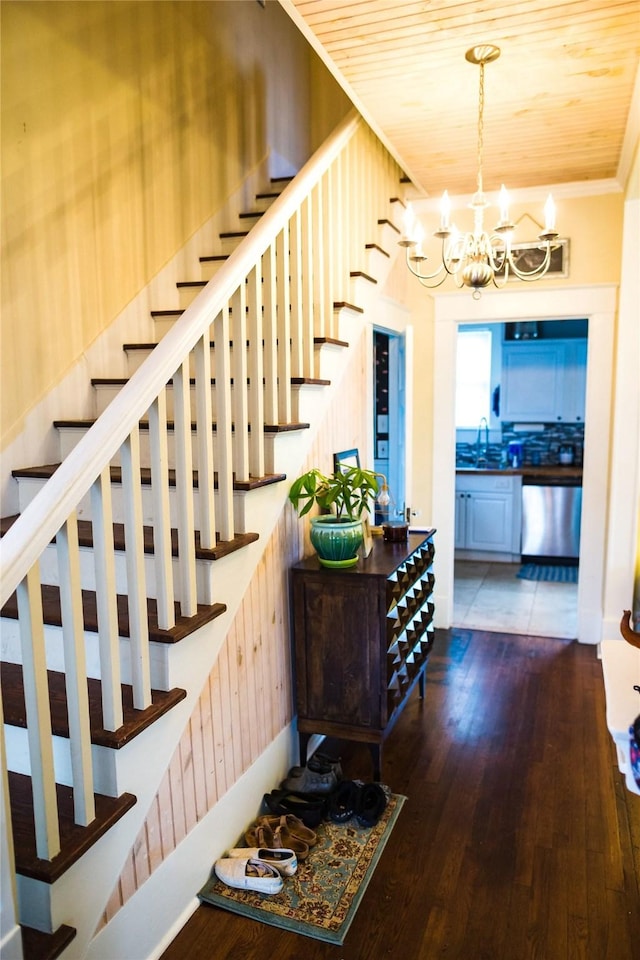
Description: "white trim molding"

(432, 284), (618, 645)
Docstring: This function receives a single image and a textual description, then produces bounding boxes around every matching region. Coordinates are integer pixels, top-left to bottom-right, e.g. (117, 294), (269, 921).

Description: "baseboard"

(85, 724), (297, 960)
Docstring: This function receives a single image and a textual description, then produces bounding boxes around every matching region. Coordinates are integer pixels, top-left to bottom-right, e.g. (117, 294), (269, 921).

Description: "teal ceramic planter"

(309, 516), (363, 567)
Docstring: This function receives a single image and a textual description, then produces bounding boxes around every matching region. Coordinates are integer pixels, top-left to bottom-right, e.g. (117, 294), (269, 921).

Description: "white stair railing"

(0, 109), (404, 871)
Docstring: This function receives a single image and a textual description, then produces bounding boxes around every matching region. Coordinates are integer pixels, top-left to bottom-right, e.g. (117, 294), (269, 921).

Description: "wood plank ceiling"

(282, 0), (640, 197)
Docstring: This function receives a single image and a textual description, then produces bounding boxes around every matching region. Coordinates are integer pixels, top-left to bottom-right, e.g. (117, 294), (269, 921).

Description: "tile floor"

(453, 560), (578, 639)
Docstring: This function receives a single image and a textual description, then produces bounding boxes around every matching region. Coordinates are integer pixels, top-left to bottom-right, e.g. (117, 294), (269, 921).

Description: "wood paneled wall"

(96, 323), (369, 931)
(1, 0), (350, 446)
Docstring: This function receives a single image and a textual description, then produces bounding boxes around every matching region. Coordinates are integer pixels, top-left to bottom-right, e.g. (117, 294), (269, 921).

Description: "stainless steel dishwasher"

(521, 476), (582, 560)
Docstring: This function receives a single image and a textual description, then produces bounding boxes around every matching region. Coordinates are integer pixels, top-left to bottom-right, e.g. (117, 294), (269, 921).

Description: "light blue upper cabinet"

(501, 339), (587, 423)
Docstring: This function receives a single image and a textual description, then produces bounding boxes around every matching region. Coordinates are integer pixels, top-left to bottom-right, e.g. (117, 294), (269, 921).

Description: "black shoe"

(355, 782), (390, 827)
(263, 789), (327, 828)
(327, 780), (360, 823)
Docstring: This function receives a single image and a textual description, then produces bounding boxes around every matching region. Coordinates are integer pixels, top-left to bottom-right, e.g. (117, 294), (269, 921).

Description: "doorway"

(452, 318), (586, 638)
(373, 329), (406, 524)
(431, 284), (617, 646)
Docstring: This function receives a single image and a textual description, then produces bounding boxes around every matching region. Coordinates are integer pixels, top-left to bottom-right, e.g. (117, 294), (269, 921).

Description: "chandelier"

(399, 44), (559, 299)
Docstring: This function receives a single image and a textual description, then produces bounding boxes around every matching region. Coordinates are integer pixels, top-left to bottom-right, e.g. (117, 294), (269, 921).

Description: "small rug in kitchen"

(197, 793), (405, 945)
(517, 563), (578, 583)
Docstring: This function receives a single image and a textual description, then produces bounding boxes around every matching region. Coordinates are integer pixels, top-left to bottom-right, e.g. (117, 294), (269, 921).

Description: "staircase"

(0, 111), (407, 960)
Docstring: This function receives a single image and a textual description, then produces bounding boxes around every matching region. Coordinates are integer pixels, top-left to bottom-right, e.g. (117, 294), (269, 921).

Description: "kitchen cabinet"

(455, 473), (522, 558)
(290, 531), (436, 779)
(501, 340), (586, 423)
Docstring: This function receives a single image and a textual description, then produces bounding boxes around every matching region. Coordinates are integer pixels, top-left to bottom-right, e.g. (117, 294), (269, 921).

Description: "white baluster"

(262, 242), (278, 427)
(56, 513), (95, 825)
(172, 362), (197, 616)
(90, 469), (124, 731)
(194, 332), (216, 549)
(275, 224), (292, 425)
(312, 178), (326, 340)
(231, 284), (250, 482)
(148, 391), (176, 629)
(299, 194), (315, 378)
(246, 265), (265, 478)
(121, 427), (152, 710)
(17, 564), (60, 859)
(215, 306), (235, 539)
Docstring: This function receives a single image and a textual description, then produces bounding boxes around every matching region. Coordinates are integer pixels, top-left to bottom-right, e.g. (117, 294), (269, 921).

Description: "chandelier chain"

(477, 60), (485, 194)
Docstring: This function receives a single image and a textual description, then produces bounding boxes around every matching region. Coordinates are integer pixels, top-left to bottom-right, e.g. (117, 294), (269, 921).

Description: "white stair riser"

(12, 466), (289, 537)
(95, 380), (320, 422)
(365, 245), (392, 278)
(93, 381), (256, 418)
(0, 618), (170, 689)
(37, 541), (216, 605)
(14, 474), (250, 534)
(5, 725), (120, 796)
(57, 422), (257, 484)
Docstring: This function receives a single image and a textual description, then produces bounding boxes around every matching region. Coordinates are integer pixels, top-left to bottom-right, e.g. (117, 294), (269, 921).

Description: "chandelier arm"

(506, 242), (553, 280)
(417, 272), (449, 290)
(404, 247), (448, 284)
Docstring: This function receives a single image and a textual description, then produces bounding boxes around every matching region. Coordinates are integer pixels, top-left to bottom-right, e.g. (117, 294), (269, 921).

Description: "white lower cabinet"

(455, 473), (522, 559)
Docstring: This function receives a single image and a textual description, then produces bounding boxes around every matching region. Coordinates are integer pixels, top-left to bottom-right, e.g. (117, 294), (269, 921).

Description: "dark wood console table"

(290, 529), (436, 779)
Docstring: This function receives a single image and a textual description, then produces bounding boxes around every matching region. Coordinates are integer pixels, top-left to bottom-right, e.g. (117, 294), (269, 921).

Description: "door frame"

(432, 284), (617, 645)
(373, 328), (407, 522)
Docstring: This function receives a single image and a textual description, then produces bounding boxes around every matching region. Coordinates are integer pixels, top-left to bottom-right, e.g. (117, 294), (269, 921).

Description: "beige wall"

(0, 0), (350, 447)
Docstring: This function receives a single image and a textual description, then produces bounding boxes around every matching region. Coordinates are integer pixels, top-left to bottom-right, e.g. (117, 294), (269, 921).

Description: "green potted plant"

(288, 465), (381, 567)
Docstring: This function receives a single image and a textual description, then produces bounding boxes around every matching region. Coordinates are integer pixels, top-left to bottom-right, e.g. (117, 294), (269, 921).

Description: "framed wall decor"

(333, 448), (360, 472)
(496, 238), (570, 280)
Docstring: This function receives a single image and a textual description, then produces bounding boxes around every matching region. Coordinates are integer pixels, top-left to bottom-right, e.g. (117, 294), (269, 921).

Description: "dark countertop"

(456, 465), (583, 480)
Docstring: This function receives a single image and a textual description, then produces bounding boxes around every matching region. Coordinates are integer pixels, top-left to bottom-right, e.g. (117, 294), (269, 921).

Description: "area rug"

(517, 563), (578, 583)
(198, 794), (405, 944)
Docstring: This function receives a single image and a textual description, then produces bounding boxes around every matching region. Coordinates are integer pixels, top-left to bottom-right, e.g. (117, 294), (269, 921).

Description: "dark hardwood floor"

(161, 628), (640, 960)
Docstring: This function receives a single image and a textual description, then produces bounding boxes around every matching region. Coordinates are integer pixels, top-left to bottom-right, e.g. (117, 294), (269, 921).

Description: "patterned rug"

(517, 563), (578, 583)
(198, 794), (405, 944)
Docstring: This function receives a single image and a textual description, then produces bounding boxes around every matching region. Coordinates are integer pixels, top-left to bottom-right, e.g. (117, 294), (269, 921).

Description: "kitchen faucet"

(475, 416), (490, 465)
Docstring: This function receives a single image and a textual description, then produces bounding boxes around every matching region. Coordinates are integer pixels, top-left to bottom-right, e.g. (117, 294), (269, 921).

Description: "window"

(456, 328), (492, 428)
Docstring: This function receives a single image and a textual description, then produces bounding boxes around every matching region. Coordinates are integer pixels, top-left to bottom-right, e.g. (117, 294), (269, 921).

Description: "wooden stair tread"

(313, 336), (349, 348)
(350, 270), (377, 284)
(332, 301), (364, 314)
(365, 242), (390, 257)
(2, 662), (186, 749)
(52, 417), (309, 435)
(10, 462), (286, 493)
(1, 583), (226, 645)
(1, 513), (259, 562)
(123, 338), (337, 351)
(291, 377), (331, 386)
(377, 217), (401, 233)
(21, 923), (76, 960)
(92, 376), (330, 389)
(8, 771), (136, 883)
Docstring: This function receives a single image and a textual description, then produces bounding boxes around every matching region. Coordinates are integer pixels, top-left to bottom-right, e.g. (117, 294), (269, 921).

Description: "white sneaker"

(227, 846), (297, 877)
(214, 857), (283, 894)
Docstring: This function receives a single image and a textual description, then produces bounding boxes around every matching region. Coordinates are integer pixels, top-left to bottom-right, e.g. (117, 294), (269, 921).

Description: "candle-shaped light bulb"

(499, 184), (510, 223)
(413, 220), (425, 258)
(402, 202), (415, 242)
(544, 194), (556, 232)
(440, 191), (451, 230)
